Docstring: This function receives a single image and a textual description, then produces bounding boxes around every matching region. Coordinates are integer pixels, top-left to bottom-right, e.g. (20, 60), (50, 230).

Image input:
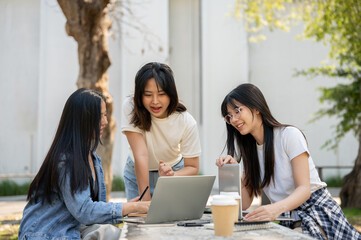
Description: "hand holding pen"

(138, 186), (149, 201)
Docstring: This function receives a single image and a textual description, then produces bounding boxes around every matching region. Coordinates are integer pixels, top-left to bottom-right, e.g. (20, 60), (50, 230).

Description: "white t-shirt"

(121, 97), (201, 171)
(256, 126), (326, 203)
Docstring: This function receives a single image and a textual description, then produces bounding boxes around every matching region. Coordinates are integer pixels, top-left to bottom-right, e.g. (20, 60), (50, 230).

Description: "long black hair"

(27, 88), (106, 203)
(131, 62), (186, 131)
(221, 83), (287, 197)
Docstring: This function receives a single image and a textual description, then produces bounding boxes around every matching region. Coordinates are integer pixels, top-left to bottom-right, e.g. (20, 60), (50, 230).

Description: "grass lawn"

(0, 214), (21, 240)
(343, 208), (361, 233)
(0, 214), (124, 240)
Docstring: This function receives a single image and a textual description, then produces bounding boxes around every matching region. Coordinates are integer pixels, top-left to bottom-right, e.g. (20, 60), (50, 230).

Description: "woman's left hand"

(158, 161), (174, 176)
(129, 196), (140, 202)
(216, 155), (237, 167)
(244, 204), (282, 221)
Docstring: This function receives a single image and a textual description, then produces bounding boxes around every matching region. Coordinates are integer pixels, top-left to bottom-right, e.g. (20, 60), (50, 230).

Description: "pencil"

(138, 186), (149, 201)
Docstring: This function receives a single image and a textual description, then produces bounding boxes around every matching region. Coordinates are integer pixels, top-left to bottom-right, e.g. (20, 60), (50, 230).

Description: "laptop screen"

(145, 175), (216, 224)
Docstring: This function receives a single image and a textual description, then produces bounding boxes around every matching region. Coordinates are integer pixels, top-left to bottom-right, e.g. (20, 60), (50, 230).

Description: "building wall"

(200, 0), (248, 184)
(36, 0), (78, 172)
(0, 0), (357, 183)
(111, 0), (169, 177)
(249, 27), (358, 177)
(0, 0), (41, 177)
(169, 0), (201, 122)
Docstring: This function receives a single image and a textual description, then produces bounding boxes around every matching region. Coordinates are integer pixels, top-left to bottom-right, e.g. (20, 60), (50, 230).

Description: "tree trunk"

(340, 131), (361, 208)
(57, 0), (115, 201)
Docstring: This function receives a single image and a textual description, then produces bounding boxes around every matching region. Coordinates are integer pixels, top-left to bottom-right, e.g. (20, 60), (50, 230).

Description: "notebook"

(121, 175), (216, 224)
(205, 221), (273, 231)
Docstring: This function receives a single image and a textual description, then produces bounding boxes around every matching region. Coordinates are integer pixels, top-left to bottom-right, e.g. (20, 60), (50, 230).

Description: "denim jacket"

(19, 152), (123, 240)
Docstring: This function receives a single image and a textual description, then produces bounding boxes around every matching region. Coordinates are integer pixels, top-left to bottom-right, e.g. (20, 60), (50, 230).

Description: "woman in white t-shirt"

(216, 83), (360, 239)
(121, 62), (201, 201)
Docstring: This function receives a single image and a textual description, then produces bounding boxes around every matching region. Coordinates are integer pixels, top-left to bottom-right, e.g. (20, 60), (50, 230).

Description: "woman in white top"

(216, 83), (360, 239)
(121, 62), (201, 201)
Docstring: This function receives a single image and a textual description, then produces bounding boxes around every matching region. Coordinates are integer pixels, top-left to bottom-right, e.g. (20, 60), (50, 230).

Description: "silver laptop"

(218, 163), (242, 194)
(122, 175), (216, 224)
(218, 164), (242, 220)
(218, 164), (294, 222)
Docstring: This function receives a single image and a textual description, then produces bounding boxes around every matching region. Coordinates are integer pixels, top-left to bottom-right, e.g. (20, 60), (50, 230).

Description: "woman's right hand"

(136, 201), (151, 214)
(122, 201), (151, 216)
(216, 155), (237, 167)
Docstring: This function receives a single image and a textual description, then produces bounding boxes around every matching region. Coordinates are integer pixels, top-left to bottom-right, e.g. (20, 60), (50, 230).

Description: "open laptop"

(218, 164), (243, 220)
(218, 163), (242, 194)
(218, 164), (294, 222)
(121, 175), (216, 224)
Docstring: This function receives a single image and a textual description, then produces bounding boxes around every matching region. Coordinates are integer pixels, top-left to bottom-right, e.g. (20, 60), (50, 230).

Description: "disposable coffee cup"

(220, 191), (242, 221)
(211, 195), (238, 236)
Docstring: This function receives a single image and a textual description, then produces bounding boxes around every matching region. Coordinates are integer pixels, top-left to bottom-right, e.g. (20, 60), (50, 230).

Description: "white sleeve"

(120, 97), (142, 134)
(282, 127), (309, 161)
(180, 113), (201, 158)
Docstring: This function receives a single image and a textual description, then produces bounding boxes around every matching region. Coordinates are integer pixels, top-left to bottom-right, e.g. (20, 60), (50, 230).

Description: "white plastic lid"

(211, 195), (237, 206)
(220, 191), (241, 199)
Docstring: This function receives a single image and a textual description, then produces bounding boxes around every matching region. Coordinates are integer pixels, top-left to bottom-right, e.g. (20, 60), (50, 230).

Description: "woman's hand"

(216, 155), (237, 167)
(122, 201), (151, 216)
(129, 196), (140, 202)
(161, 157), (199, 176)
(158, 161), (174, 176)
(135, 201), (151, 214)
(244, 152), (311, 222)
(244, 204), (282, 221)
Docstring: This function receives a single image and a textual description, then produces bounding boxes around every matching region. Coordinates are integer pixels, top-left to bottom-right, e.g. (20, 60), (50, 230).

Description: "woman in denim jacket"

(19, 88), (150, 240)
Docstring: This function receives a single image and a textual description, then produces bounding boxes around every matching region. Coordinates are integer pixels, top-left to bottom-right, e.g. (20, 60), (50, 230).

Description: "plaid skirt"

(280, 188), (361, 240)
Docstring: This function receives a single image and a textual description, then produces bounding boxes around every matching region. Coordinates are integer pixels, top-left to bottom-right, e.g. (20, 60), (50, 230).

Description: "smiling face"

(142, 78), (170, 119)
(100, 100), (108, 136)
(226, 100), (263, 141)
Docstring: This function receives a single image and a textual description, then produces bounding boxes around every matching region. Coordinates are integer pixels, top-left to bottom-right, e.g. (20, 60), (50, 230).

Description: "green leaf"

(232, 0), (361, 149)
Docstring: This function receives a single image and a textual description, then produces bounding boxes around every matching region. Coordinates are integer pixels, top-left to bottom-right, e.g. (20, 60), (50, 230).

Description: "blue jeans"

(123, 156), (184, 200)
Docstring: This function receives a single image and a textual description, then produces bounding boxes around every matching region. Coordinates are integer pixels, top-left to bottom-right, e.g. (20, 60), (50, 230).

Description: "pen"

(138, 186), (149, 201)
(177, 221), (210, 227)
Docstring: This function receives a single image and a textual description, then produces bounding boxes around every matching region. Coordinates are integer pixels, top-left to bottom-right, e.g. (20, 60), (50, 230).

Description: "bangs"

(221, 94), (243, 117)
(153, 71), (168, 93)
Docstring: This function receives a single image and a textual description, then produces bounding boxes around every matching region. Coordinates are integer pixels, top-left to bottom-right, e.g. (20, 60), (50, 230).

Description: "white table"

(120, 214), (314, 240)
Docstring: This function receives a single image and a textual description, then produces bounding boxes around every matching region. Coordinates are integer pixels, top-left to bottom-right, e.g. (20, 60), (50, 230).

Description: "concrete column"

(36, 0), (78, 170)
(200, 0), (248, 183)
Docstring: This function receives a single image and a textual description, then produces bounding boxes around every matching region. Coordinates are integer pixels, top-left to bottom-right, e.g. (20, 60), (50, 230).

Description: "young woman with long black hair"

(216, 83), (360, 239)
(121, 62), (201, 201)
(19, 88), (149, 240)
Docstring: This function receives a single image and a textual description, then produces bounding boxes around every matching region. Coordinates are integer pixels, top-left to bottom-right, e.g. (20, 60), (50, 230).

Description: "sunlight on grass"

(0, 223), (19, 240)
(0, 217), (123, 240)
(343, 208), (361, 233)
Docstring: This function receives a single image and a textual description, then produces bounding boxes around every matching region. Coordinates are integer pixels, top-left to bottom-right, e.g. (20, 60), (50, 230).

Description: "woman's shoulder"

(122, 96), (134, 110)
(56, 153), (71, 181)
(58, 153), (69, 166)
(92, 151), (102, 164)
(121, 96), (137, 127)
(275, 126), (307, 148)
(171, 111), (197, 125)
(123, 95), (133, 103)
(276, 125), (302, 136)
